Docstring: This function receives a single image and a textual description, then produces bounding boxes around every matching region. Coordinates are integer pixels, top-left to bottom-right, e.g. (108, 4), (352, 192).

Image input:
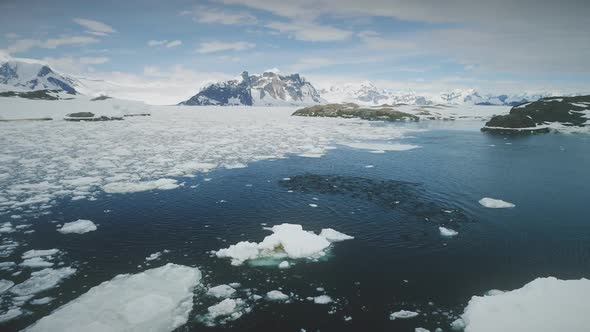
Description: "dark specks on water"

(3, 122), (590, 331)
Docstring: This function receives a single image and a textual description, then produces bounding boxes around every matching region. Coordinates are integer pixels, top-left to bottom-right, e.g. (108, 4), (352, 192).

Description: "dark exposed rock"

(482, 95), (590, 134)
(64, 112), (123, 121)
(90, 95), (112, 101)
(0, 89), (61, 100)
(292, 103), (419, 122)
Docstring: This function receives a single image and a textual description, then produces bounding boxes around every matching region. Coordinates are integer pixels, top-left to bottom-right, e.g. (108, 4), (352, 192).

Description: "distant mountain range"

(0, 59), (574, 107)
(0, 60), (78, 94)
(179, 71), (325, 106)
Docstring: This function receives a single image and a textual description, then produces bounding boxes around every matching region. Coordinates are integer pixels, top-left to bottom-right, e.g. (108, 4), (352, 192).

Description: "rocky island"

(292, 103), (419, 122)
(482, 96), (590, 134)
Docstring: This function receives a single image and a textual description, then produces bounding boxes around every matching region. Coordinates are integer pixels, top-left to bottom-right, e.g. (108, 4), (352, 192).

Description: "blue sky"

(1, 0), (589, 100)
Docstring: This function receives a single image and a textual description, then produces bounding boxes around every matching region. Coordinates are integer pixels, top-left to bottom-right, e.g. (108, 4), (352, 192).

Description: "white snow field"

(56, 219), (97, 234)
(478, 197), (515, 208)
(0, 98), (426, 214)
(25, 263), (201, 332)
(457, 277), (590, 332)
(214, 223), (353, 266)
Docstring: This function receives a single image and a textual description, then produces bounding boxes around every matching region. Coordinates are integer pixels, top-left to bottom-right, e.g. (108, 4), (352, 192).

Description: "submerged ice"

(214, 223), (353, 266)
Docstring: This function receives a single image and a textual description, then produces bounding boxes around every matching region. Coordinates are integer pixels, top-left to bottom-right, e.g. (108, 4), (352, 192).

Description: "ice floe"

(0, 308), (23, 323)
(390, 310), (419, 320)
(319, 228), (354, 242)
(207, 284), (236, 299)
(11, 267), (76, 296)
(0, 279), (14, 293)
(214, 224), (353, 266)
(313, 295), (333, 304)
(278, 260), (290, 269)
(103, 179), (179, 194)
(25, 263), (201, 332)
(30, 297), (54, 305)
(0, 105), (417, 212)
(266, 290), (289, 301)
(439, 227), (458, 237)
(478, 197), (515, 208)
(458, 277), (590, 332)
(57, 219), (97, 234)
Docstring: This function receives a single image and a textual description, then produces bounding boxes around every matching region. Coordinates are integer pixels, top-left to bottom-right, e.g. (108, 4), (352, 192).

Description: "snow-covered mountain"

(319, 82), (430, 105)
(319, 83), (550, 106)
(179, 71), (325, 106)
(0, 59), (78, 94)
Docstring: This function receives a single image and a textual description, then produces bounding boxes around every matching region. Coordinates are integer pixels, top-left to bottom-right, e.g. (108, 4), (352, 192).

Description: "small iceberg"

(390, 310), (419, 320)
(214, 223), (353, 266)
(439, 227), (458, 237)
(57, 219), (97, 234)
(479, 197), (515, 208)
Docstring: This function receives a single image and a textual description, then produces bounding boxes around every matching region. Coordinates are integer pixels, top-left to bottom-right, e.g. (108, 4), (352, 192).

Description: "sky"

(1, 0), (589, 103)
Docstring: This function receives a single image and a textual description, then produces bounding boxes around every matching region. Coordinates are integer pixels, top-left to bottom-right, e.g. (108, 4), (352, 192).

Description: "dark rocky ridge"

(292, 103), (419, 122)
(482, 95), (590, 134)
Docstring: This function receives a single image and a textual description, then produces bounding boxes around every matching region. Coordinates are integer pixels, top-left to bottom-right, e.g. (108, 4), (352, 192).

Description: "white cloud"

(4, 33), (19, 39)
(73, 18), (116, 35)
(147, 40), (183, 48)
(266, 21), (352, 42)
(197, 41), (255, 53)
(184, 6), (258, 25)
(165, 40), (182, 48)
(41, 56), (110, 74)
(5, 36), (99, 54)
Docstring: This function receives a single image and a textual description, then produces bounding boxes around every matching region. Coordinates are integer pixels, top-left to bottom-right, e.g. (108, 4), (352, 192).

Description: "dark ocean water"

(3, 122), (590, 331)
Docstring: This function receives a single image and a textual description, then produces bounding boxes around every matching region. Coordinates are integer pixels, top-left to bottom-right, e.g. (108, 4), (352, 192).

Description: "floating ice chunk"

(485, 289), (504, 296)
(25, 263), (201, 332)
(207, 285), (236, 299)
(215, 223), (342, 266)
(20, 256), (54, 268)
(0, 307), (23, 323)
(439, 227), (458, 237)
(0, 279), (14, 293)
(266, 290), (289, 301)
(278, 261), (289, 269)
(57, 219), (97, 234)
(319, 228), (354, 242)
(30, 297), (54, 305)
(450, 318), (466, 330)
(478, 197), (515, 208)
(0, 262), (16, 270)
(313, 295), (333, 304)
(145, 250), (169, 262)
(228, 283), (241, 288)
(390, 310), (419, 320)
(458, 277), (590, 332)
(103, 178), (179, 194)
(415, 328), (430, 332)
(22, 249), (60, 259)
(207, 298), (239, 319)
(11, 267), (76, 296)
(309, 203), (318, 207)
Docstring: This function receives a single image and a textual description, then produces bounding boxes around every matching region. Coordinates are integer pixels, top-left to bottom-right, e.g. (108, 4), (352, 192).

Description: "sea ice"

(214, 223), (352, 266)
(0, 308), (23, 323)
(478, 197), (515, 208)
(30, 297), (54, 305)
(22, 249), (60, 259)
(313, 295), (333, 304)
(20, 256), (54, 268)
(439, 227), (458, 237)
(0, 279), (14, 293)
(390, 310), (419, 320)
(343, 142), (421, 152)
(11, 267), (76, 296)
(25, 263), (201, 332)
(103, 179), (179, 194)
(278, 261), (290, 269)
(319, 228), (354, 242)
(57, 219), (97, 234)
(207, 298), (239, 318)
(266, 290), (289, 301)
(207, 285), (236, 298)
(458, 277), (590, 332)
